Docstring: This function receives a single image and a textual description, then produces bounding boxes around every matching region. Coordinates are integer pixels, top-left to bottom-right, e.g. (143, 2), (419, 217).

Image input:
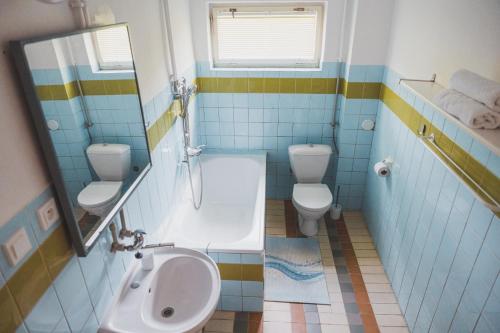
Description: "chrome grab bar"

(419, 132), (500, 213)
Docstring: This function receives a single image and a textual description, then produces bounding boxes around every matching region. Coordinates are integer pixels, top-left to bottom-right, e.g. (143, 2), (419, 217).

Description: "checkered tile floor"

(202, 200), (409, 333)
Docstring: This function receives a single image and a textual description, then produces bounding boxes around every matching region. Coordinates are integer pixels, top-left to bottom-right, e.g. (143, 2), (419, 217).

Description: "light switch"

(2, 228), (32, 267)
(37, 198), (60, 231)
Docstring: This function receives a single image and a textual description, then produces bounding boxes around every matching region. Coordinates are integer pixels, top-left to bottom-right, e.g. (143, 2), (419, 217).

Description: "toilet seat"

(292, 183), (333, 212)
(77, 181), (122, 208)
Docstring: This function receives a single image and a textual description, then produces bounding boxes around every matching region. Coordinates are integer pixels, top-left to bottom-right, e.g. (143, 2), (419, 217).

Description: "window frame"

(92, 28), (134, 71)
(208, 2), (327, 70)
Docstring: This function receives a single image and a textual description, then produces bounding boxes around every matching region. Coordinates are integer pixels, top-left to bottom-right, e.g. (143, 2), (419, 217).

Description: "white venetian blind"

(211, 5), (324, 68)
(94, 26), (133, 70)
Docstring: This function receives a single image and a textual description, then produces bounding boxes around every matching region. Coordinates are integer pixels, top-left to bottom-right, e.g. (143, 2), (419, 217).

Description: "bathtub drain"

(161, 307), (174, 318)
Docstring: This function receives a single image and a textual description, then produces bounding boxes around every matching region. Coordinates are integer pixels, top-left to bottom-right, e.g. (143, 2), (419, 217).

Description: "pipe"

(69, 0), (89, 29)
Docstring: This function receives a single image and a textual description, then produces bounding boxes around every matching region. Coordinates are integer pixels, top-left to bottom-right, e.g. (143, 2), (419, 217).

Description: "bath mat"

(264, 237), (330, 304)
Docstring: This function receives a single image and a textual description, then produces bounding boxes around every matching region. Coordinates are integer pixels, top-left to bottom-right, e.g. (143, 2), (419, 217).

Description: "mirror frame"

(10, 23), (152, 256)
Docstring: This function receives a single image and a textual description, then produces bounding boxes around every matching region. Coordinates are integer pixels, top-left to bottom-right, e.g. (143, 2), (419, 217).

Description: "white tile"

(352, 242), (375, 250)
(375, 314), (407, 327)
(349, 236), (372, 243)
(317, 304), (334, 313)
(330, 303), (347, 314)
(357, 258), (382, 266)
(264, 301), (290, 311)
(354, 249), (379, 258)
(372, 303), (403, 315)
(368, 292), (398, 304)
(379, 326), (410, 333)
(328, 292), (344, 304)
(263, 310), (292, 322)
(360, 265), (385, 274)
(365, 283), (393, 293)
(362, 274), (390, 284)
(263, 322), (292, 333)
(320, 324), (351, 333)
(318, 312), (348, 325)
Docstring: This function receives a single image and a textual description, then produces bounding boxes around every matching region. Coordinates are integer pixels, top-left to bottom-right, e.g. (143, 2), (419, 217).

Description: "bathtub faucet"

(186, 144), (206, 158)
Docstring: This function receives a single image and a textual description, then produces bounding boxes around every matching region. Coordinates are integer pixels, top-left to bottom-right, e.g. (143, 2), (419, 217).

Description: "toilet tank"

(86, 144), (131, 181)
(288, 144), (332, 183)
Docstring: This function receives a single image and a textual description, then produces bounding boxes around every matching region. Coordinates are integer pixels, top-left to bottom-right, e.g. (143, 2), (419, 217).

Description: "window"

(93, 26), (133, 71)
(209, 3), (325, 69)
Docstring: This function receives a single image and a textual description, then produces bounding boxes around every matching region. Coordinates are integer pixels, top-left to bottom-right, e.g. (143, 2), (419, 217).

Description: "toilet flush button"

(2, 228), (32, 267)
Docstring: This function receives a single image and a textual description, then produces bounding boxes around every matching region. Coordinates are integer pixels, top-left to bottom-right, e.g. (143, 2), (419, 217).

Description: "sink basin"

(99, 247), (221, 333)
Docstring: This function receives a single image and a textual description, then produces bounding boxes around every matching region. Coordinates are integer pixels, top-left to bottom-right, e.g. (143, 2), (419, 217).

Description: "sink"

(99, 247), (221, 333)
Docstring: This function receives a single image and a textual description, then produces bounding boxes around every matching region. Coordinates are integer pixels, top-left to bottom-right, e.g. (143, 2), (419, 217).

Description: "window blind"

(94, 26), (133, 70)
(211, 5), (324, 68)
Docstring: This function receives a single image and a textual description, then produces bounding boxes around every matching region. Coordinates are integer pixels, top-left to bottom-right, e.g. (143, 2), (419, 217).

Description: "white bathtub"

(163, 153), (266, 253)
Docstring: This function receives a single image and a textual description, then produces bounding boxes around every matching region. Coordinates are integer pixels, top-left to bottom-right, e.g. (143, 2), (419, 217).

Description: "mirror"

(11, 24), (151, 256)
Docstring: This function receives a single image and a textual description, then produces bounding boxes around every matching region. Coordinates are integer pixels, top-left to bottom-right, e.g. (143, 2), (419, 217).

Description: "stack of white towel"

(433, 69), (500, 129)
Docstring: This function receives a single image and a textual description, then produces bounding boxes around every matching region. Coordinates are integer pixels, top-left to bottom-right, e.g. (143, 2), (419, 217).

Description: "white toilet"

(77, 144), (131, 217)
(288, 144), (333, 236)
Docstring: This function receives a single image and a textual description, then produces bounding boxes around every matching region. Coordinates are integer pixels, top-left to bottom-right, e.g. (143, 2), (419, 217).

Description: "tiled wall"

(195, 62), (385, 209)
(207, 252), (264, 312)
(363, 67), (500, 332)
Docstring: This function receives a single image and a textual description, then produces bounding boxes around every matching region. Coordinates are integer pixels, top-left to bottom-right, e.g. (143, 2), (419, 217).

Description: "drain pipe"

(69, 0), (90, 28)
(330, 0), (348, 155)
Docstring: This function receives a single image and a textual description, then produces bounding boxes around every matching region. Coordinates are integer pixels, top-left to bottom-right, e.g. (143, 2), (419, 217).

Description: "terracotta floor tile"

(290, 303), (306, 323)
(355, 291), (371, 304)
(291, 323), (307, 333)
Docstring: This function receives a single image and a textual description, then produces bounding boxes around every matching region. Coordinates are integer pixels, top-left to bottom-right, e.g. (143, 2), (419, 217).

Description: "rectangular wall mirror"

(11, 24), (151, 256)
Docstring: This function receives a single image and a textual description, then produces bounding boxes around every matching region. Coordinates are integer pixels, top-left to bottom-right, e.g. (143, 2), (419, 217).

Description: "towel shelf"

(420, 133), (500, 213)
(401, 80), (500, 156)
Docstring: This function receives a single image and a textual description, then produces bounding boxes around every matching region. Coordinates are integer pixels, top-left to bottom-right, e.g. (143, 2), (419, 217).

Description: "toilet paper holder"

(374, 157), (393, 177)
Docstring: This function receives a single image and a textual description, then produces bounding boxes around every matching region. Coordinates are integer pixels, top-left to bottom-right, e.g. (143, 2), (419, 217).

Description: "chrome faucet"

(186, 144), (206, 158)
(134, 242), (175, 259)
(124, 229), (146, 251)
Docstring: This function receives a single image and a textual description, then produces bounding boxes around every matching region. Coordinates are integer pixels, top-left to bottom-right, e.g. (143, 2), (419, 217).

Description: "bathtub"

(163, 153), (266, 253)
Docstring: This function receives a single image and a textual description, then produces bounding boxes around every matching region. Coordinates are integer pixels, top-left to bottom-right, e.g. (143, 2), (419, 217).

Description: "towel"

(433, 89), (500, 129)
(450, 69), (500, 113)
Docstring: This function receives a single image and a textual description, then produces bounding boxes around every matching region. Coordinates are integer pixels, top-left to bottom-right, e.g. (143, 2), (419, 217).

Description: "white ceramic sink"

(99, 247), (221, 333)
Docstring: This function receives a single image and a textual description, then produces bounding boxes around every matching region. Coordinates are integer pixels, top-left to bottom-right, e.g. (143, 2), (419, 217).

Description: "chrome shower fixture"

(171, 76), (197, 118)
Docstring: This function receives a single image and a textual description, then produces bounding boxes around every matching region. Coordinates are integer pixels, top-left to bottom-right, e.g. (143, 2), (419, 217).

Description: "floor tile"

(375, 314), (407, 327)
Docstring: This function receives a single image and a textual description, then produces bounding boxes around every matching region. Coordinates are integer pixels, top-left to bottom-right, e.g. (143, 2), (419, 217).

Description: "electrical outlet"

(2, 228), (32, 267)
(37, 198), (60, 231)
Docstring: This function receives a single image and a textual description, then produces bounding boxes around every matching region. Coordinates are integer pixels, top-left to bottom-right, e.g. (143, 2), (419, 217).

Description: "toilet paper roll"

(374, 161), (390, 177)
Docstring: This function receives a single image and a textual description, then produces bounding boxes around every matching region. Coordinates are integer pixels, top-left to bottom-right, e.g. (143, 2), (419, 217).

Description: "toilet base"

(298, 215), (321, 237)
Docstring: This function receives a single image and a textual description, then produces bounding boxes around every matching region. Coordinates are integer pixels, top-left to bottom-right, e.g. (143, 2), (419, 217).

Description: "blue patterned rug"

(264, 236), (330, 304)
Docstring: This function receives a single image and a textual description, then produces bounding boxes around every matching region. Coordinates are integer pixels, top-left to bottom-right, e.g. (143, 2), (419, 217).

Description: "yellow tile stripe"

(35, 79), (137, 100)
(0, 225), (74, 332)
(197, 77), (338, 94)
(146, 99), (181, 151)
(380, 84), (500, 214)
(217, 263), (264, 282)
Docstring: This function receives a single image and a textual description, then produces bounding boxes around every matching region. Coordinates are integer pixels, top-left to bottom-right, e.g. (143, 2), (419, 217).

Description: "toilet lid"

(293, 184), (333, 211)
(78, 181), (122, 208)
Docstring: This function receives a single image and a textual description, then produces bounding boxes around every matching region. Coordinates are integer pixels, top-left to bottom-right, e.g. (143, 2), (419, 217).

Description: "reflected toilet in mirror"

(77, 144), (131, 228)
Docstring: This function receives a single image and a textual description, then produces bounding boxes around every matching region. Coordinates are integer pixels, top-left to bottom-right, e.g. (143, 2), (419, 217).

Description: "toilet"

(288, 144), (333, 236)
(77, 144), (131, 217)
